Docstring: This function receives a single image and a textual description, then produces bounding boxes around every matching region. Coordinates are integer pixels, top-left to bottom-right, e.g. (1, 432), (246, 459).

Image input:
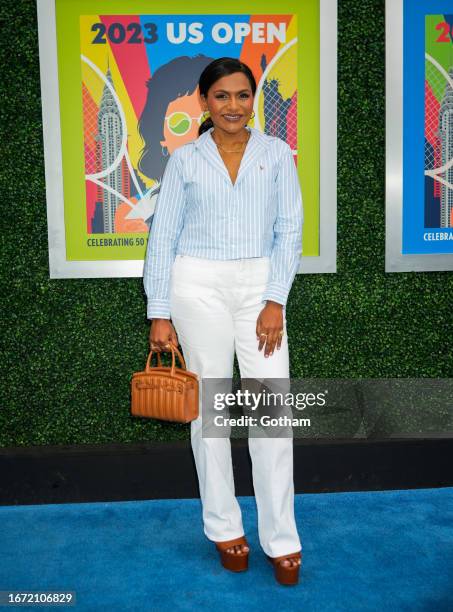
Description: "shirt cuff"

(147, 299), (171, 320)
(262, 282), (290, 307)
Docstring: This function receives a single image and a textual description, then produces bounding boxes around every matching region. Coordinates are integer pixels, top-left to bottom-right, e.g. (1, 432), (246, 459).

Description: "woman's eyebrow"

(213, 88), (251, 94)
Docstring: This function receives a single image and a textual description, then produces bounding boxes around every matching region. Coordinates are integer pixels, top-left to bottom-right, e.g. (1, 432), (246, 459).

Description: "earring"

(201, 110), (210, 121)
(161, 145), (169, 157)
(250, 110), (255, 120)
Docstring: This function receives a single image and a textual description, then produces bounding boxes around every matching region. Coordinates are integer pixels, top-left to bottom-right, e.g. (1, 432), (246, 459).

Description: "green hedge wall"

(1, 0), (452, 446)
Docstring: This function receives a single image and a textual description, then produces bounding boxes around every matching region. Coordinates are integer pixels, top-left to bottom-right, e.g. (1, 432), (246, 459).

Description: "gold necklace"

(212, 132), (250, 153)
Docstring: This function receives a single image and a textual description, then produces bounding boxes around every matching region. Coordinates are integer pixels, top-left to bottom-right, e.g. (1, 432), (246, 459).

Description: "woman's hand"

(256, 301), (285, 357)
(149, 319), (179, 352)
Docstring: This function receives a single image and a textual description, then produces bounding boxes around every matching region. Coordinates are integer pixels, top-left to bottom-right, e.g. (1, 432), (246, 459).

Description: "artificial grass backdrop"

(1, 0), (452, 446)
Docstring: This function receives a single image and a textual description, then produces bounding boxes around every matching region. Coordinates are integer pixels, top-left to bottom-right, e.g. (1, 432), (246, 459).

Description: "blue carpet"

(1, 487), (452, 611)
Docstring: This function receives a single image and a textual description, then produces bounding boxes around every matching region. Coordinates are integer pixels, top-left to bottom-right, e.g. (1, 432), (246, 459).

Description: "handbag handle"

(145, 343), (187, 375)
(146, 350), (162, 369)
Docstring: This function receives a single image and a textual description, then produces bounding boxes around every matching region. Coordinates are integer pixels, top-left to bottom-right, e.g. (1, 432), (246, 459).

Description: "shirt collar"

(192, 125), (271, 187)
(193, 125), (271, 150)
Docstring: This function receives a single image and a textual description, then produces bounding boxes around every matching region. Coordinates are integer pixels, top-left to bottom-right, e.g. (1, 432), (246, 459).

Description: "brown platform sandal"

(214, 535), (249, 572)
(266, 551), (302, 585)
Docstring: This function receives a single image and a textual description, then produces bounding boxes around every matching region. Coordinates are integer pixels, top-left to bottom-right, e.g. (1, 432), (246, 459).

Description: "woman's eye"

(214, 93), (250, 99)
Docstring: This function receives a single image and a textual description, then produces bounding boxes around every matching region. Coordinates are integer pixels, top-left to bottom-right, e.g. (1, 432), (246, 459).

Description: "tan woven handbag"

(131, 344), (199, 423)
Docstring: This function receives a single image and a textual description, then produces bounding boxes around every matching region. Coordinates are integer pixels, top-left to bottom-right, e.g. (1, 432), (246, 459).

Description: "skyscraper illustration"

(438, 66), (453, 228)
(94, 67), (130, 234)
(259, 52), (297, 150)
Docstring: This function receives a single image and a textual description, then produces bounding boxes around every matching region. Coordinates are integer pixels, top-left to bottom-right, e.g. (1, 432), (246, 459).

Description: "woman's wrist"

(265, 300), (284, 309)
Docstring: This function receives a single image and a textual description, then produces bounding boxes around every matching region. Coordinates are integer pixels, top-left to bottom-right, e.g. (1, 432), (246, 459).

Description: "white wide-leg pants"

(169, 254), (301, 558)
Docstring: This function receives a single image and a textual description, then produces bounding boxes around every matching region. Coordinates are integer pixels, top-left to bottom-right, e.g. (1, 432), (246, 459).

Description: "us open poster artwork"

(402, 4), (453, 255)
(53, 0), (319, 267)
(423, 14), (453, 245)
(80, 14), (297, 240)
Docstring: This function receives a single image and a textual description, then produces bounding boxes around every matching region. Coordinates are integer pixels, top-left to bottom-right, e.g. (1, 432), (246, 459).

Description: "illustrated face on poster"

(80, 16), (298, 239)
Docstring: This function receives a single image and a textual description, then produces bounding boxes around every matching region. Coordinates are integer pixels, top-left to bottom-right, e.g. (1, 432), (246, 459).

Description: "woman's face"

(201, 71), (254, 136)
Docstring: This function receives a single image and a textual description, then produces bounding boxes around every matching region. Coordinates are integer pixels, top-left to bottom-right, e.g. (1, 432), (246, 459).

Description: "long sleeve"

(262, 144), (303, 307)
(143, 151), (186, 320)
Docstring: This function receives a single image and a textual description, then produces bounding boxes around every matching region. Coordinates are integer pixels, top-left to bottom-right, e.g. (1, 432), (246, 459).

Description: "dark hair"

(138, 54), (214, 180)
(198, 57), (256, 136)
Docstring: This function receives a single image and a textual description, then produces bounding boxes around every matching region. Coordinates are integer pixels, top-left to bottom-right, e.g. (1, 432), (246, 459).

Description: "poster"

(38, 0), (337, 278)
(398, 1), (453, 258)
(386, 0), (453, 271)
(423, 14), (453, 242)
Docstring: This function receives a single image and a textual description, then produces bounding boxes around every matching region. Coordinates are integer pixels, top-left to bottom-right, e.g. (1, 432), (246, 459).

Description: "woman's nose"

(227, 99), (242, 111)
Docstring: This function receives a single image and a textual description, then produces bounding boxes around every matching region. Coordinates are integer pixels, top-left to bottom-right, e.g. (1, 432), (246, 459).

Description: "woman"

(143, 57), (303, 586)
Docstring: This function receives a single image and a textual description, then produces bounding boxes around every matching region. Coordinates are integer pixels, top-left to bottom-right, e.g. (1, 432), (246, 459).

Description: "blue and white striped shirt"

(143, 125), (303, 320)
